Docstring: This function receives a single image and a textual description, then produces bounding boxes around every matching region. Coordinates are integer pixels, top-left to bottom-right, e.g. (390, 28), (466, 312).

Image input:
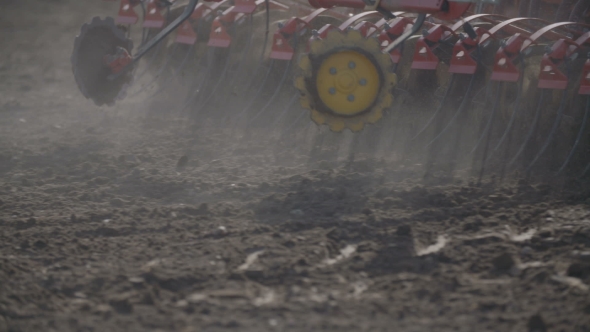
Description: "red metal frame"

(377, 16), (414, 63)
(411, 24), (457, 70)
(407, 13), (500, 72)
(194, 1), (219, 17)
(105, 0), (590, 94)
(380, 0), (444, 12)
(104, 47), (133, 74)
(233, 0), (260, 14)
(434, 2), (470, 21)
(307, 0), (365, 9)
(114, 0), (140, 25)
(537, 39), (573, 89)
(208, 7), (244, 47)
(478, 18), (546, 82)
(143, 0), (166, 28)
(305, 11), (382, 53)
(233, 0), (288, 14)
(176, 20), (198, 44)
(353, 20), (383, 38)
(308, 0), (467, 17)
(337, 11), (381, 30)
(448, 27), (490, 74)
(478, 17), (539, 45)
(175, 1), (226, 44)
(489, 33), (527, 82)
(520, 22), (578, 51)
(449, 14), (508, 32)
(269, 8), (329, 60)
(519, 23), (590, 89)
(208, 0), (288, 48)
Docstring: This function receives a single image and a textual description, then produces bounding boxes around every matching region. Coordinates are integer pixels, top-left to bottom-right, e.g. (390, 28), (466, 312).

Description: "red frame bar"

(175, 1), (226, 44)
(269, 8), (329, 60)
(411, 24), (456, 70)
(115, 0), (140, 25)
(378, 16), (415, 63)
(208, 7), (243, 47)
(449, 27), (490, 74)
(143, 0), (166, 29)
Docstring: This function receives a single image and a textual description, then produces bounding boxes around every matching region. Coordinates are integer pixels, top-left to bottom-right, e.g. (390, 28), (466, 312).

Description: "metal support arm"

(109, 0), (200, 80)
(382, 13), (426, 53)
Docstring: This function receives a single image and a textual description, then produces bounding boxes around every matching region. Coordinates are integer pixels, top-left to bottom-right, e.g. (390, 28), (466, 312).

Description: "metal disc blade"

(71, 16), (134, 106)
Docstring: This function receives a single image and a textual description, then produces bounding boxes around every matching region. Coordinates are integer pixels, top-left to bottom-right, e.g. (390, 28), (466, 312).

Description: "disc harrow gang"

(72, 0), (590, 181)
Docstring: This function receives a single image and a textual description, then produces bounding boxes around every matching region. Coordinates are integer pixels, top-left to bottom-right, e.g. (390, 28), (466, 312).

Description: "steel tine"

(471, 82), (501, 155)
(223, 17), (262, 103)
(347, 133), (362, 166)
(557, 96), (590, 175)
(138, 2), (148, 45)
(475, 82), (501, 184)
(226, 16), (256, 87)
(581, 158), (590, 178)
(259, 0), (271, 63)
(245, 30), (300, 128)
(498, 116), (515, 182)
(525, 89), (567, 174)
(197, 38), (238, 110)
(272, 92), (299, 128)
(179, 48), (216, 115)
(127, 43), (179, 97)
(508, 93), (545, 167)
(193, 48), (228, 105)
(229, 15), (275, 101)
(425, 73), (478, 148)
(215, 19), (257, 108)
(149, 43), (196, 99)
(308, 128), (327, 163)
(232, 60), (276, 125)
(246, 61), (293, 127)
(284, 109), (308, 135)
(410, 75), (456, 141)
(130, 31), (168, 84)
(274, 108), (308, 149)
(490, 81), (523, 156)
(197, 55), (232, 109)
(482, 59), (526, 163)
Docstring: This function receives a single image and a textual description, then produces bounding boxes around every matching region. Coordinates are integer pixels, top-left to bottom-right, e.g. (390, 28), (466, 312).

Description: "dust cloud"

(1, 1), (590, 332)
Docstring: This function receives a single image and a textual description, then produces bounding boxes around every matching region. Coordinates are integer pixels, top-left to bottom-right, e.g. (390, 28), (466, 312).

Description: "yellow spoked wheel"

(295, 29), (396, 132)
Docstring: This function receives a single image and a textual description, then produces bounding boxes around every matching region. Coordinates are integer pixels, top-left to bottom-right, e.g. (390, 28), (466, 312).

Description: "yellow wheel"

(295, 29), (396, 132)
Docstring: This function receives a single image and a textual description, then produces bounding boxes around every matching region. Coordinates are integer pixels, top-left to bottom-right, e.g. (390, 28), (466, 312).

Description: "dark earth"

(2, 1), (590, 331)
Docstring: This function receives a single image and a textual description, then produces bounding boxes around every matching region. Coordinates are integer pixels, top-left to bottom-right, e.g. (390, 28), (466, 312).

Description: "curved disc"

(71, 17), (134, 106)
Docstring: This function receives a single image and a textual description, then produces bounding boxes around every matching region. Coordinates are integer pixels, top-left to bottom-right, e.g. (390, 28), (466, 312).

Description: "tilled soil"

(1, 1), (590, 331)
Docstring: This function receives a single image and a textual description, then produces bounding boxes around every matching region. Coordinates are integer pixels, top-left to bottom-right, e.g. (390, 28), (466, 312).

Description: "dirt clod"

(567, 262), (590, 280)
(492, 252), (515, 271)
(528, 314), (547, 332)
(176, 155), (188, 169)
(110, 198), (125, 208)
(109, 297), (133, 315)
(396, 224), (412, 236)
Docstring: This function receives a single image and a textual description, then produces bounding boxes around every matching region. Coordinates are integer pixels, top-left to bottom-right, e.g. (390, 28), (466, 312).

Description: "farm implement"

(71, 0), (590, 181)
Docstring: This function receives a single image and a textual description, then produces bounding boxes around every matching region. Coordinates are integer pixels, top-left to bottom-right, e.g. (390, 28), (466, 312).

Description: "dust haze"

(1, 1), (590, 331)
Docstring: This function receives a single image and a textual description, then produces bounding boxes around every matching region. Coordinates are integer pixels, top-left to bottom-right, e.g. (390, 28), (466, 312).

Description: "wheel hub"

(295, 29), (397, 132)
(317, 50), (380, 116)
